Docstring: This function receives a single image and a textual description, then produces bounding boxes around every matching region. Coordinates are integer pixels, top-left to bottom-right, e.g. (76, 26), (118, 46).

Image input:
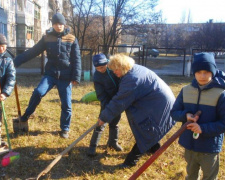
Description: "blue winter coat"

(99, 64), (175, 153)
(171, 77), (225, 153)
(14, 28), (81, 82)
(0, 51), (16, 96)
(94, 68), (120, 109)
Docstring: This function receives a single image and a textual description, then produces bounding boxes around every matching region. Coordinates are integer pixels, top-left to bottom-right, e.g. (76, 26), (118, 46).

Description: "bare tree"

(68, 0), (96, 49)
(180, 10), (186, 24)
(67, 0), (159, 54)
(97, 0), (159, 54)
(146, 11), (166, 47)
(189, 21), (225, 50)
(186, 9), (192, 24)
(160, 25), (174, 51)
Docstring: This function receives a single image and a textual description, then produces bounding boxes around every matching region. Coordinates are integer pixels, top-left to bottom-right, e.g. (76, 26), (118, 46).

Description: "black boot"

(147, 142), (161, 154)
(108, 126), (123, 151)
(87, 125), (105, 157)
(120, 143), (141, 168)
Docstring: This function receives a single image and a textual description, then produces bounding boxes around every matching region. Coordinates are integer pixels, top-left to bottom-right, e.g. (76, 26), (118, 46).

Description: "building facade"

(0, 0), (16, 47)
(0, 0), (71, 48)
(122, 21), (225, 50)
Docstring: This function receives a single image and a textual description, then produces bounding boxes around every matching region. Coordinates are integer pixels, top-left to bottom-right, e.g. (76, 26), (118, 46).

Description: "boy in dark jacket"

(87, 53), (122, 156)
(0, 34), (16, 148)
(14, 13), (81, 138)
(171, 52), (225, 180)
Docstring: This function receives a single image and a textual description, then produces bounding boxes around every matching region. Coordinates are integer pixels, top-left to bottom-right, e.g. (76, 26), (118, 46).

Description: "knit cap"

(93, 53), (108, 67)
(192, 52), (217, 77)
(52, 13), (66, 25)
(0, 34), (7, 45)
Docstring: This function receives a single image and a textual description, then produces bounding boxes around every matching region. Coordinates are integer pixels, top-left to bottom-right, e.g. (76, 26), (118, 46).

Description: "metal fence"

(7, 47), (44, 74)
(143, 47), (187, 76)
(8, 46), (225, 80)
(98, 44), (142, 63)
(98, 45), (188, 76)
(7, 47), (93, 81)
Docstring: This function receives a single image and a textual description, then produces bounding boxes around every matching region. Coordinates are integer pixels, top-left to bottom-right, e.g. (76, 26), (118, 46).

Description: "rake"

(29, 122), (98, 180)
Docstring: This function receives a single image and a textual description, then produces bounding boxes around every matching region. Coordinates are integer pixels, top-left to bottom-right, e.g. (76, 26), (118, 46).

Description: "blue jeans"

(23, 75), (72, 131)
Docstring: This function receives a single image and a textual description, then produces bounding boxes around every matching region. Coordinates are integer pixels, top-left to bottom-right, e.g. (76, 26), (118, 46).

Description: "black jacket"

(14, 28), (81, 82)
(93, 68), (120, 109)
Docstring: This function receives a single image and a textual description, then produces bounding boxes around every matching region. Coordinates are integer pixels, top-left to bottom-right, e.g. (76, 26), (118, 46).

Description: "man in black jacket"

(14, 13), (81, 138)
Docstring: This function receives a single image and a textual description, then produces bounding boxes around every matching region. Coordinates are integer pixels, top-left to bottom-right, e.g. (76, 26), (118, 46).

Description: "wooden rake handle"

(36, 122), (98, 180)
(128, 121), (191, 180)
(14, 83), (21, 117)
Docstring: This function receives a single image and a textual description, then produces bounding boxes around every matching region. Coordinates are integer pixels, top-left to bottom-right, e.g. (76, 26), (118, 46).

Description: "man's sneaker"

(60, 130), (69, 139)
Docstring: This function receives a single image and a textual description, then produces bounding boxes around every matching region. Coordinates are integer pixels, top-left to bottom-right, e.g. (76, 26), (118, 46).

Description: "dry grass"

(1, 74), (225, 180)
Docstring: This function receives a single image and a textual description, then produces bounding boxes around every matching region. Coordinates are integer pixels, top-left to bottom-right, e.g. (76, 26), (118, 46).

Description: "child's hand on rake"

(186, 113), (200, 123)
(0, 93), (7, 101)
(186, 110), (201, 123)
(186, 111), (202, 139)
(98, 118), (105, 126)
(187, 123), (202, 134)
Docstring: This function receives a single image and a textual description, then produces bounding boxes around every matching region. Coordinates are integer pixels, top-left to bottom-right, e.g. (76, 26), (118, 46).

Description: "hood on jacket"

(46, 27), (70, 37)
(192, 75), (225, 90)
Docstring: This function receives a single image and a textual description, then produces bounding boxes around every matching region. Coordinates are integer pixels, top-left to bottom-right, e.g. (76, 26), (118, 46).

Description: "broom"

(0, 100), (20, 167)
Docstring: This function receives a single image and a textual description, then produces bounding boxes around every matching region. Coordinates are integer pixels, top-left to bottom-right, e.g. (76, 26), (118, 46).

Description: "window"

(26, 26), (34, 40)
(0, 23), (7, 37)
(34, 4), (40, 20)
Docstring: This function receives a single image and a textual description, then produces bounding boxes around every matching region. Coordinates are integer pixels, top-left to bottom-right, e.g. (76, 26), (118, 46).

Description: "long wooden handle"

(14, 83), (21, 117)
(128, 121), (191, 180)
(36, 122), (98, 180)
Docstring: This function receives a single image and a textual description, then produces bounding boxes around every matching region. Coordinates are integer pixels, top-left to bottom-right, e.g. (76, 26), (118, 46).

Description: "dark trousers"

(89, 114), (121, 147)
(124, 142), (160, 166)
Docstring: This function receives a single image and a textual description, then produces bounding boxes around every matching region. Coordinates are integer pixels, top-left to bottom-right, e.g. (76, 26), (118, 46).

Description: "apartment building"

(0, 0), (71, 48)
(0, 0), (16, 47)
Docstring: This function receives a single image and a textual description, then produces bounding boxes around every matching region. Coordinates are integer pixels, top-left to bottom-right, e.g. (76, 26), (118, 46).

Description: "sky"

(155, 0), (225, 24)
